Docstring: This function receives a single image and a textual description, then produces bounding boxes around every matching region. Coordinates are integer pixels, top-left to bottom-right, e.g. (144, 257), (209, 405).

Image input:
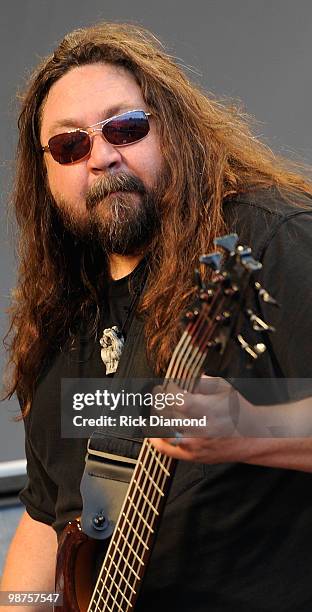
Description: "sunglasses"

(41, 109), (152, 165)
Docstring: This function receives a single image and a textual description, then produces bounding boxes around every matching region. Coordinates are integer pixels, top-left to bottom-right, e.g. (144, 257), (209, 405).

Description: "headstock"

(183, 233), (278, 366)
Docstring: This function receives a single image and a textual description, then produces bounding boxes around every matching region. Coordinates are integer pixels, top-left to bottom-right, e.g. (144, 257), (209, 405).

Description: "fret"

(107, 542), (132, 565)
(98, 577), (133, 609)
(121, 514), (150, 550)
(123, 505), (154, 533)
(130, 456), (166, 532)
(116, 527), (145, 565)
(85, 237), (261, 612)
(100, 558), (137, 595)
(107, 552), (141, 582)
(89, 441), (172, 611)
(93, 601), (114, 612)
(125, 446), (170, 535)
(132, 480), (160, 515)
(147, 444), (171, 475)
(99, 591), (130, 612)
(138, 462), (165, 495)
(100, 453), (165, 603)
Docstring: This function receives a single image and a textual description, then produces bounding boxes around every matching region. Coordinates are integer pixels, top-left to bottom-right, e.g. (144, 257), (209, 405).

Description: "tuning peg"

(254, 282), (278, 306)
(199, 252), (222, 271)
(183, 309), (199, 324)
(216, 310), (231, 324)
(214, 233), (238, 253)
(239, 253), (262, 272)
(245, 309), (275, 332)
(237, 334), (266, 359)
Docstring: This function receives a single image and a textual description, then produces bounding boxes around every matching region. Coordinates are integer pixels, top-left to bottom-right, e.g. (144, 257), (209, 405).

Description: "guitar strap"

(80, 311), (154, 540)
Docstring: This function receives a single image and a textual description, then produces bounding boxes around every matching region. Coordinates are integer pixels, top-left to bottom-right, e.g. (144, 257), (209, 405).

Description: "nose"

(86, 131), (123, 173)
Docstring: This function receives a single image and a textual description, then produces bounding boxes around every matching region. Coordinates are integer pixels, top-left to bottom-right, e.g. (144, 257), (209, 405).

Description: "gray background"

(1, 0), (312, 464)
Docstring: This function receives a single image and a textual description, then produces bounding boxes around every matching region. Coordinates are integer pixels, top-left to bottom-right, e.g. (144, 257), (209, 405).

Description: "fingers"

(149, 436), (195, 460)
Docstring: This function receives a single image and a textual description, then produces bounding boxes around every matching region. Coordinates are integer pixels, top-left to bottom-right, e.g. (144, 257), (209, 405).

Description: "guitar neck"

(88, 438), (176, 611)
(88, 233), (271, 610)
(88, 293), (217, 611)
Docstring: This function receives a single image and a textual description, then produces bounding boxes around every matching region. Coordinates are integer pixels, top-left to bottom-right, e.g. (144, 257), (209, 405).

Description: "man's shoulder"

(223, 186), (312, 259)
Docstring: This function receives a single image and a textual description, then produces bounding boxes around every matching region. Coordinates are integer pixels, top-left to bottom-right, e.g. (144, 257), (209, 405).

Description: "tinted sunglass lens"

(103, 111), (150, 146)
(49, 131), (90, 164)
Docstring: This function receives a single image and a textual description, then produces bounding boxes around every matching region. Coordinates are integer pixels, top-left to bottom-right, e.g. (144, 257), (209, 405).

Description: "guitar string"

(182, 296), (228, 389)
(89, 443), (153, 610)
(97, 444), (172, 610)
(172, 286), (228, 385)
(94, 314), (204, 608)
(95, 445), (172, 611)
(89, 440), (151, 610)
(166, 281), (222, 381)
(106, 443), (172, 609)
(173, 311), (212, 383)
(88, 443), (152, 610)
(96, 442), (169, 608)
(91, 316), (208, 609)
(91, 258), (253, 609)
(91, 356), (194, 610)
(166, 319), (205, 382)
(186, 272), (251, 388)
(90, 283), (227, 610)
(91, 441), (172, 611)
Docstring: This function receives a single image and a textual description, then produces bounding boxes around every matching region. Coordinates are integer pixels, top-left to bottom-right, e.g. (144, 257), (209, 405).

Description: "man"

(2, 21), (312, 612)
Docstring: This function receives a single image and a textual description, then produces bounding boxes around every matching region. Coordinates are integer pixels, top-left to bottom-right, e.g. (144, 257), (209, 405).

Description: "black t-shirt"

(20, 189), (312, 612)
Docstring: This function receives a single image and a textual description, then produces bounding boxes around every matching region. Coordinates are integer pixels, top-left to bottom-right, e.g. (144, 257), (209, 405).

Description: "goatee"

(52, 172), (163, 255)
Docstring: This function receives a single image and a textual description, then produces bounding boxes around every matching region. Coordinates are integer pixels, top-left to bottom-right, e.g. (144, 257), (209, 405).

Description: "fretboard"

(87, 438), (176, 612)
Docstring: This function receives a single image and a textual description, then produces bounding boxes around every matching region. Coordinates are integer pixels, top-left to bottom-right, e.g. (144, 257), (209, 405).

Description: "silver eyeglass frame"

(41, 109), (152, 158)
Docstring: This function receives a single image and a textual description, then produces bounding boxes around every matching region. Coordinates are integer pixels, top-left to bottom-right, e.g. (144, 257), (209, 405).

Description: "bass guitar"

(55, 234), (276, 611)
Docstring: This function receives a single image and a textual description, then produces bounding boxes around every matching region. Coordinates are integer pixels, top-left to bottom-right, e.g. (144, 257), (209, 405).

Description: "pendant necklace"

(99, 264), (147, 375)
(99, 326), (125, 374)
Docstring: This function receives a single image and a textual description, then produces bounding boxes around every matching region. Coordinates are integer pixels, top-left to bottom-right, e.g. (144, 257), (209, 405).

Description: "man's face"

(40, 63), (164, 254)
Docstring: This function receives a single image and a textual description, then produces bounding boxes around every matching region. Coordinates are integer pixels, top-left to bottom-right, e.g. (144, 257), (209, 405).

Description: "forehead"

(40, 63), (146, 138)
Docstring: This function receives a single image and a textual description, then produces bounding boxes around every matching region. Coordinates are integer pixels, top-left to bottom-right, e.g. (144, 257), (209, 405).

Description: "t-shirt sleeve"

(206, 205), (312, 404)
(19, 420), (57, 526)
(259, 211), (312, 383)
(233, 210), (312, 403)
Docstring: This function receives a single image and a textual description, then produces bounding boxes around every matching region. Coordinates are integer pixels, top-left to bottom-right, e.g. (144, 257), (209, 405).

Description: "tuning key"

(240, 254), (262, 272)
(237, 334), (267, 359)
(255, 282), (278, 305)
(245, 309), (275, 332)
(199, 252), (222, 271)
(214, 233), (239, 253)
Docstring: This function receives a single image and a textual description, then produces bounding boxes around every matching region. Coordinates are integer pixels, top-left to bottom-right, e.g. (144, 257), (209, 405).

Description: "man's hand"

(149, 376), (312, 471)
(150, 376), (254, 463)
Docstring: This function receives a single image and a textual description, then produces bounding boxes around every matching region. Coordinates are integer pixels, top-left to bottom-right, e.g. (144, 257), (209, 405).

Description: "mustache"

(86, 173), (146, 210)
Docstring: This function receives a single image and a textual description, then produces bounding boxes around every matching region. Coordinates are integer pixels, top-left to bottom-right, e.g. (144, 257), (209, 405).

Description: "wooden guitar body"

(55, 519), (105, 611)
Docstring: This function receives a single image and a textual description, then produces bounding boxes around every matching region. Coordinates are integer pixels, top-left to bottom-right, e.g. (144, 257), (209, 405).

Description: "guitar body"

(55, 519), (105, 611)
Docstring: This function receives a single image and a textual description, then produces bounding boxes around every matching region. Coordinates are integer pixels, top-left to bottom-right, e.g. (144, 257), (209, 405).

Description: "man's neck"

(108, 253), (144, 280)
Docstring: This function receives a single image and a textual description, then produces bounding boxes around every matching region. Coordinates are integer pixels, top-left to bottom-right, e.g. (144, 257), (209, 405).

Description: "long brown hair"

(4, 22), (312, 415)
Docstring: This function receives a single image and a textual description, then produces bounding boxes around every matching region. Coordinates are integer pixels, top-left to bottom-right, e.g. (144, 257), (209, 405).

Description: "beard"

(51, 172), (164, 256)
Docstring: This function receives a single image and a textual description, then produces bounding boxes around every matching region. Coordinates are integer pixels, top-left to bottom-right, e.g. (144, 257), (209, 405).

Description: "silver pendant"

(99, 326), (125, 374)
